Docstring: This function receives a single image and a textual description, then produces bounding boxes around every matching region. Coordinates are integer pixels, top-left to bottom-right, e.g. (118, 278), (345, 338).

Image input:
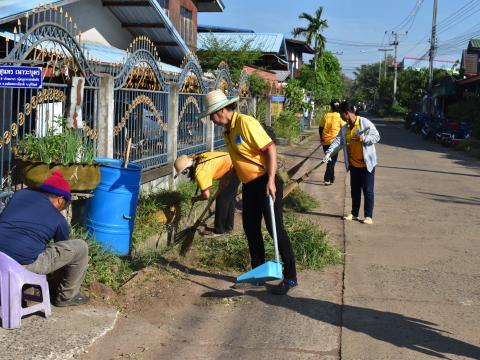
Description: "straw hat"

(197, 89), (239, 120)
(174, 155), (194, 178)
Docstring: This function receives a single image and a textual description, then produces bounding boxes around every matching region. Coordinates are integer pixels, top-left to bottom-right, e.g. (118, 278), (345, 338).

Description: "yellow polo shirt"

(320, 111), (345, 145)
(346, 117), (366, 168)
(194, 152), (233, 191)
(224, 112), (273, 184)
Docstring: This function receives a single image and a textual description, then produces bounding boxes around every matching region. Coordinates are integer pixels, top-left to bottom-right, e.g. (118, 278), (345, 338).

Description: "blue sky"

(199, 0), (480, 77)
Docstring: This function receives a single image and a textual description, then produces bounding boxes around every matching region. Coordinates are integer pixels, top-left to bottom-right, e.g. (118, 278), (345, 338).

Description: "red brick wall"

(167, 0), (198, 49)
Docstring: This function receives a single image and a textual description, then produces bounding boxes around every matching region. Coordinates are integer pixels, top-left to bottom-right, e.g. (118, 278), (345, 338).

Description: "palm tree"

(292, 6), (328, 72)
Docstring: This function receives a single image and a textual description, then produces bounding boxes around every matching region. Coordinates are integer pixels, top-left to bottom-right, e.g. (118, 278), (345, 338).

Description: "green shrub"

(284, 187), (319, 212)
(274, 110), (301, 143)
(195, 214), (341, 271)
(19, 117), (95, 165)
(70, 227), (135, 290)
(255, 97), (268, 124)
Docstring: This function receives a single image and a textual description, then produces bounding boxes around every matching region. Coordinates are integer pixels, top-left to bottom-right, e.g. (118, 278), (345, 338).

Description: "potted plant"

(18, 117), (100, 192)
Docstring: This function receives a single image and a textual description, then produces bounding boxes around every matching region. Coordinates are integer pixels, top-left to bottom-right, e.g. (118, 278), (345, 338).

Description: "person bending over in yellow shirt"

(174, 151), (239, 236)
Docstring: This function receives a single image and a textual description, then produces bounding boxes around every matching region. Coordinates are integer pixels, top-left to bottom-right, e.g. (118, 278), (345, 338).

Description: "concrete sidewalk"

(0, 305), (118, 360)
(341, 119), (480, 359)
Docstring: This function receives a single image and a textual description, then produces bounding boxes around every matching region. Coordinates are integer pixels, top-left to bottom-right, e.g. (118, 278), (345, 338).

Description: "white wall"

(65, 0), (133, 49)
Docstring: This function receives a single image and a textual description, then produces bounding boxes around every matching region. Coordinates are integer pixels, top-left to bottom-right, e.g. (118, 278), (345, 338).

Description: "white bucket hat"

(174, 155), (194, 178)
(197, 89), (239, 121)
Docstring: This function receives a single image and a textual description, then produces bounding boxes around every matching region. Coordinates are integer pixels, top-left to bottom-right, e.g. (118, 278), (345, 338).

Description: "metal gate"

(0, 7), (99, 202)
(109, 37), (169, 170)
(177, 54), (208, 156)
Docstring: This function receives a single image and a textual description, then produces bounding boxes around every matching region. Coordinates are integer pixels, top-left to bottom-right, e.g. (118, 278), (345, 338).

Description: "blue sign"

(271, 95), (285, 103)
(0, 66), (42, 89)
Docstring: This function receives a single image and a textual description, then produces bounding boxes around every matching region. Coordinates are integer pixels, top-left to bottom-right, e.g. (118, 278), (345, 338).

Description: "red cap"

(39, 170), (72, 202)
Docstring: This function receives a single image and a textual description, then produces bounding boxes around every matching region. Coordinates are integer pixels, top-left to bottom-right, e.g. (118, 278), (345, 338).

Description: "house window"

(158, 0), (169, 17)
(180, 6), (193, 45)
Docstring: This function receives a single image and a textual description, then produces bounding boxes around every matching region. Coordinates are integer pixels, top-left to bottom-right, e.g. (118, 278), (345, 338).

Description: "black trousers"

(242, 174), (297, 280)
(214, 169), (240, 234)
(350, 166), (375, 218)
(323, 144), (339, 183)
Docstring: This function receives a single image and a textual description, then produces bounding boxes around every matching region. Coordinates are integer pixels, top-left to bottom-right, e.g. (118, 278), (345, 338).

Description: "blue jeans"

(349, 166), (375, 218)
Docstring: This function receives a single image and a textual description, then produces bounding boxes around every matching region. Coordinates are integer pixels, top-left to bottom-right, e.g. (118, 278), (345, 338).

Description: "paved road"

(78, 120), (480, 360)
(341, 119), (480, 359)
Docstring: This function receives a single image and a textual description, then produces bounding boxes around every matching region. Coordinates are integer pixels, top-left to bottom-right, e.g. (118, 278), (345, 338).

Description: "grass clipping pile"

(193, 213), (341, 272)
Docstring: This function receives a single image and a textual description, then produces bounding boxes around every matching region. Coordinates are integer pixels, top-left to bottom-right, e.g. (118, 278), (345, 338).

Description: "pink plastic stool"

(0, 251), (51, 329)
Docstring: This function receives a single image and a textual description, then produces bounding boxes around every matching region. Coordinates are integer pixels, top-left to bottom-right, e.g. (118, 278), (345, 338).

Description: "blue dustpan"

(236, 195), (283, 283)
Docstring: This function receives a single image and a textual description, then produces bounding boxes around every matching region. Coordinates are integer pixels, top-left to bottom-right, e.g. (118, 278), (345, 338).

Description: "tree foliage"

(248, 72), (270, 96)
(292, 6), (328, 71)
(197, 34), (262, 83)
(284, 78), (305, 113)
(352, 60), (453, 112)
(299, 51), (343, 106)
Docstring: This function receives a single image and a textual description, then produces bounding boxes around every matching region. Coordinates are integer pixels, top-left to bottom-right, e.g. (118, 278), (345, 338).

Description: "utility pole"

(390, 32), (399, 103)
(378, 48), (393, 80)
(428, 0), (438, 115)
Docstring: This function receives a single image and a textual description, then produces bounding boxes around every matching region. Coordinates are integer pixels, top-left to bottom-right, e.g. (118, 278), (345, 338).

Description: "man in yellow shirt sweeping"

(199, 89), (297, 295)
(319, 100), (345, 185)
(174, 151), (239, 236)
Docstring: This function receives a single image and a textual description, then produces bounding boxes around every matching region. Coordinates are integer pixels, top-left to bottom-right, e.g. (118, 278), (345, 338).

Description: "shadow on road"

(378, 164), (480, 178)
(417, 192), (480, 206)
(201, 288), (480, 360)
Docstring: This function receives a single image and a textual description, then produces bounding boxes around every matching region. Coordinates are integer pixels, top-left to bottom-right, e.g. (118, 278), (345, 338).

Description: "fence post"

(206, 84), (215, 151)
(168, 82), (179, 188)
(265, 94), (272, 127)
(249, 96), (257, 118)
(97, 74), (114, 158)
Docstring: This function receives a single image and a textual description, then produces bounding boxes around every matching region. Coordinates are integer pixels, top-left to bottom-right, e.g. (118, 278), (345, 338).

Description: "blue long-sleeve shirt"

(325, 116), (380, 173)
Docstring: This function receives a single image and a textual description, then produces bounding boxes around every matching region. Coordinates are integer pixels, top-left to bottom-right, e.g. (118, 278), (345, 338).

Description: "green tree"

(284, 78), (305, 113)
(248, 72), (270, 96)
(299, 51), (343, 105)
(292, 6), (328, 72)
(197, 34), (262, 83)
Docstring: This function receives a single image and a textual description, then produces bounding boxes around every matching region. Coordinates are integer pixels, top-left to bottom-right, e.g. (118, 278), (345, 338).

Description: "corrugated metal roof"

(85, 41), (181, 73)
(198, 32), (286, 56)
(272, 70), (291, 82)
(104, 0), (189, 64)
(469, 38), (480, 49)
(0, 0), (188, 65)
(197, 0), (224, 12)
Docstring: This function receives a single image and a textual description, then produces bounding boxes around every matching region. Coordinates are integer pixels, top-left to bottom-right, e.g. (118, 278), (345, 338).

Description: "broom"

(283, 160), (327, 198)
(176, 187), (222, 256)
(283, 127), (370, 197)
(283, 143), (345, 197)
(286, 143), (322, 178)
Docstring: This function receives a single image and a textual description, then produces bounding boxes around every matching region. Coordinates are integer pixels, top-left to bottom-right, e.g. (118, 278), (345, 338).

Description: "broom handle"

(186, 186), (199, 224)
(124, 138), (132, 169)
(283, 144), (343, 198)
(193, 186), (222, 227)
(268, 195), (280, 263)
(283, 160), (326, 198)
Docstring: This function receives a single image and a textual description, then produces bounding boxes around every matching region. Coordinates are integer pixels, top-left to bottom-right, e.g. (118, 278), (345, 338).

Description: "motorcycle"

(421, 116), (443, 140)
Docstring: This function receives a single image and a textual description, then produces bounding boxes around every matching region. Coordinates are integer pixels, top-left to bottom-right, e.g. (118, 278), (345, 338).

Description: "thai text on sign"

(0, 66), (43, 89)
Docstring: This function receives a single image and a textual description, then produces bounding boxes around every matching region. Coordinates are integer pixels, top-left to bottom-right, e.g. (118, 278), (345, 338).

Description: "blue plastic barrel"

(86, 158), (142, 255)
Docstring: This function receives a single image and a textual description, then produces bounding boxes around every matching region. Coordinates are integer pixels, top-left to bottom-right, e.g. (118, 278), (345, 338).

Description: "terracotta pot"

(21, 161), (101, 192)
